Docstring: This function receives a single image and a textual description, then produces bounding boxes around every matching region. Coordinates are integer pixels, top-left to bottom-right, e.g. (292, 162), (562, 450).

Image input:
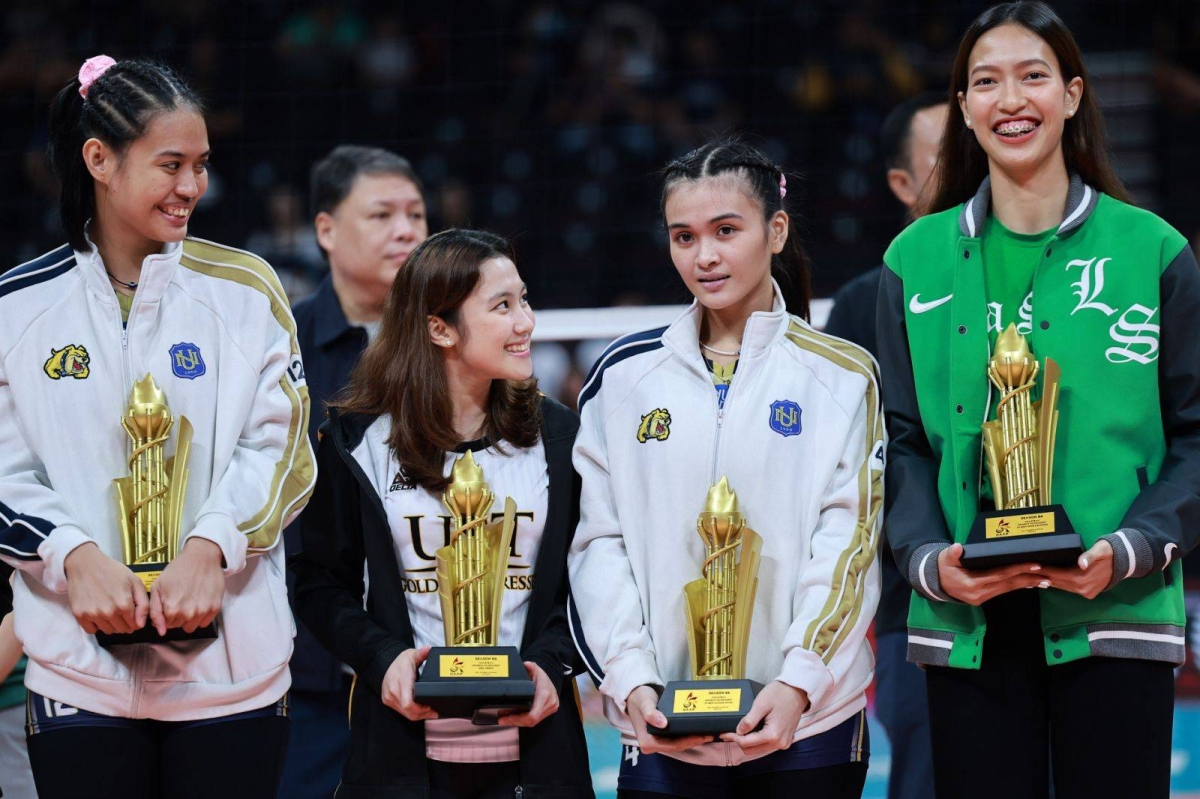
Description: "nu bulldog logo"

(44, 344), (90, 380)
(169, 343), (206, 379)
(637, 408), (671, 443)
(769, 400), (802, 438)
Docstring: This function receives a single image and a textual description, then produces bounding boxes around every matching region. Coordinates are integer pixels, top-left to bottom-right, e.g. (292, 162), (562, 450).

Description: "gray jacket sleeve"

(1104, 244), (1200, 585)
(876, 265), (956, 602)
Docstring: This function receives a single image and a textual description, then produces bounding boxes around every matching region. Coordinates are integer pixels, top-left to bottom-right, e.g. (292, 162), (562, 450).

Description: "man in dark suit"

(282, 145), (429, 799)
(825, 92), (946, 799)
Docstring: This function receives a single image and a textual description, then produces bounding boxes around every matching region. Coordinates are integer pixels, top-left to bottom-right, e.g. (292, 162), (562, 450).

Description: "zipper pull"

(121, 329), (128, 350)
(514, 786), (524, 798)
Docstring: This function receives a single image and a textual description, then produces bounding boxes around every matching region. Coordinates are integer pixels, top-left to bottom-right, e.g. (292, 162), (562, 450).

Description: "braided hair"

(661, 138), (812, 319)
(48, 59), (204, 251)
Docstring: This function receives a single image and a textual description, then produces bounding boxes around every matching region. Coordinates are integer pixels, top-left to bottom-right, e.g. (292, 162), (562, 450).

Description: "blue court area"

(584, 702), (1200, 798)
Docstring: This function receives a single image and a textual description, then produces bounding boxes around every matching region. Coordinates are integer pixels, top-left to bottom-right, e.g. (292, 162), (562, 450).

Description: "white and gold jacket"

(567, 285), (883, 765)
(0, 237), (315, 720)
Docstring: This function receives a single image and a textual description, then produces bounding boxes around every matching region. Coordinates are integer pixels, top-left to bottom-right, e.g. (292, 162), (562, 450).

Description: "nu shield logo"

(169, 343), (206, 379)
(769, 400), (802, 438)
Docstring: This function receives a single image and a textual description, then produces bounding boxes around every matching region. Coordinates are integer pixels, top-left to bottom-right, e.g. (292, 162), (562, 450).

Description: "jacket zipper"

(109, 256), (136, 394)
(120, 325), (132, 394)
(710, 371), (736, 485)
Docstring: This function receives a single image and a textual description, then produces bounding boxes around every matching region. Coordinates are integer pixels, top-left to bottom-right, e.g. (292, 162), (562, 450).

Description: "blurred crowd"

(1, 0), (1198, 307)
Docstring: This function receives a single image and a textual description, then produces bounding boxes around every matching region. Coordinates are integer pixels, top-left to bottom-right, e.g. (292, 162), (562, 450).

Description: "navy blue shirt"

(289, 275), (369, 691)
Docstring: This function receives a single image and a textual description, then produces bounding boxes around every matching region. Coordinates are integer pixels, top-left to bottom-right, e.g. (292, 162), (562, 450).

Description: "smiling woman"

(930, 1), (1129, 214)
(291, 228), (593, 795)
(1, 56), (315, 798)
(877, 4), (1200, 798)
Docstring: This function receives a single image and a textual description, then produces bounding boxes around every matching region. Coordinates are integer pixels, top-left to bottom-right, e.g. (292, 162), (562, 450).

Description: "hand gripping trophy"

(414, 451), (535, 722)
(655, 477), (763, 735)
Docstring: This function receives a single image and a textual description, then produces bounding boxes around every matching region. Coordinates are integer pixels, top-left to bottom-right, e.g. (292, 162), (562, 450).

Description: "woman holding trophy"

(292, 229), (593, 797)
(568, 138), (883, 798)
(878, 3), (1200, 797)
(0, 57), (315, 797)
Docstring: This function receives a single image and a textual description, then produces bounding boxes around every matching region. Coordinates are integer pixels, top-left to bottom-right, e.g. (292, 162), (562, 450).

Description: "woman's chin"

(150, 221), (189, 244)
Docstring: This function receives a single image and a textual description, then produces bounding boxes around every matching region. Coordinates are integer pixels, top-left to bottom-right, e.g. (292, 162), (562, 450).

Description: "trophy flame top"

(697, 476), (746, 548)
(443, 450), (494, 526)
(122, 374), (173, 441)
(989, 324), (1038, 389)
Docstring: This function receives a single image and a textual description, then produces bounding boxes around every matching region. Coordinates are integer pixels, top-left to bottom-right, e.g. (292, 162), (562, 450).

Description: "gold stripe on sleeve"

(784, 321), (884, 664)
(179, 238), (316, 551)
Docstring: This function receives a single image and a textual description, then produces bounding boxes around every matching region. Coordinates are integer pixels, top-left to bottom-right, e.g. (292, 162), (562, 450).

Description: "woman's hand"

(381, 645), (438, 722)
(626, 685), (712, 754)
(498, 661), (560, 727)
(64, 542), (149, 635)
(149, 537), (225, 635)
(0, 610), (23, 682)
(938, 543), (1048, 605)
(721, 681), (808, 757)
(1038, 540), (1115, 600)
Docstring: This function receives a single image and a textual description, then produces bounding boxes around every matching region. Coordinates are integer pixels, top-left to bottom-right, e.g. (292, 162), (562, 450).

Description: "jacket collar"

(310, 274), (361, 348)
(326, 394), (579, 462)
(76, 229), (183, 306)
(957, 173), (1099, 239)
(661, 279), (790, 370)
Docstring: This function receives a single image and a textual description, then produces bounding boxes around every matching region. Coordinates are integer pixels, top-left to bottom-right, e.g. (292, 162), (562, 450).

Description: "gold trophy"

(962, 324), (1081, 568)
(414, 451), (534, 723)
(654, 477), (764, 736)
(98, 374), (216, 646)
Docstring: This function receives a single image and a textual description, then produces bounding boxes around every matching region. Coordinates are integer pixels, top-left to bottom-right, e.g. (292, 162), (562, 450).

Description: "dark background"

(1, 0), (1198, 307)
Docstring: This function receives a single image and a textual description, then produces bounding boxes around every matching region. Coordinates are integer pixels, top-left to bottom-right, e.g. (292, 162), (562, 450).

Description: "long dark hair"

(333, 229), (541, 492)
(48, 58), (204, 251)
(660, 138), (812, 320)
(930, 1), (1130, 213)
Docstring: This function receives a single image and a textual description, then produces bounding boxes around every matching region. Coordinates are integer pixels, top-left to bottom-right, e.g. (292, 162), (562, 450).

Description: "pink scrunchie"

(78, 55), (117, 99)
(779, 173), (787, 200)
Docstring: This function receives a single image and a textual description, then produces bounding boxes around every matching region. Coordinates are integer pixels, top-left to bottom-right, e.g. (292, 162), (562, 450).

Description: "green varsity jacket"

(878, 175), (1200, 669)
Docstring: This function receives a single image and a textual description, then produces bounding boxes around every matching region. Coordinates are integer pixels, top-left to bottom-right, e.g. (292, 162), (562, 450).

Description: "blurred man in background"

(824, 90), (947, 799)
(283, 145), (429, 799)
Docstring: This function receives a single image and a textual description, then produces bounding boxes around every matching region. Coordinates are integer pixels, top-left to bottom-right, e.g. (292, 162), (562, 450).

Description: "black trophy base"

(414, 646), (534, 725)
(961, 505), (1082, 569)
(651, 679), (764, 737)
(95, 563), (218, 647)
(96, 620), (218, 647)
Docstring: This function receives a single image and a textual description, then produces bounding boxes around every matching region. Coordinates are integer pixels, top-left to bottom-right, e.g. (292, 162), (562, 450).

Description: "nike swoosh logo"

(909, 293), (953, 313)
